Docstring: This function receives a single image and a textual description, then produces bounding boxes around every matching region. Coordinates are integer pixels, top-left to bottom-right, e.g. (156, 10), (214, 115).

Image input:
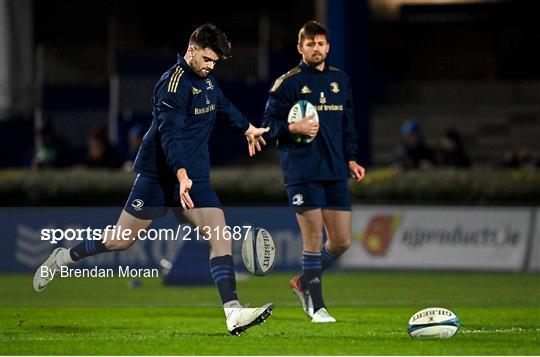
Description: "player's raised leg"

(180, 207), (274, 335)
(33, 210), (152, 292)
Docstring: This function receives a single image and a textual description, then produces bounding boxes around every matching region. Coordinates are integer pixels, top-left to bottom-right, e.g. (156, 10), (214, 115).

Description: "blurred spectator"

(502, 145), (538, 169)
(122, 124), (145, 170)
(86, 128), (122, 168)
(33, 118), (70, 169)
(391, 120), (435, 170)
(436, 129), (471, 168)
(128, 124), (145, 161)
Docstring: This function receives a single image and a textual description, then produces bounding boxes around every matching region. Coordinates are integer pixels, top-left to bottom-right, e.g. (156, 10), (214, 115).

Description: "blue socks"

(300, 244), (340, 290)
(302, 251), (324, 312)
(69, 239), (108, 261)
(210, 254), (238, 305)
(321, 244), (339, 270)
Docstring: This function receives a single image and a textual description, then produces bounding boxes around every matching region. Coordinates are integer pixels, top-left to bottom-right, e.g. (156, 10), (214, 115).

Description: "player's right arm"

(156, 73), (194, 209)
(289, 114), (318, 136)
(263, 77), (318, 142)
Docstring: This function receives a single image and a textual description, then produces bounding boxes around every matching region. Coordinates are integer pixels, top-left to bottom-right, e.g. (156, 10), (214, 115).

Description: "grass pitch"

(1, 272), (539, 355)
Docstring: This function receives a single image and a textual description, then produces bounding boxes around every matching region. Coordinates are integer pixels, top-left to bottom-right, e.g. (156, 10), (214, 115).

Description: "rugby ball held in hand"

(242, 227), (276, 276)
(287, 100), (319, 144)
(407, 307), (460, 339)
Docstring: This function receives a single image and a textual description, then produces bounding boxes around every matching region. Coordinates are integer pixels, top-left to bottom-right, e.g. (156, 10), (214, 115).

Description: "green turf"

(1, 272), (539, 355)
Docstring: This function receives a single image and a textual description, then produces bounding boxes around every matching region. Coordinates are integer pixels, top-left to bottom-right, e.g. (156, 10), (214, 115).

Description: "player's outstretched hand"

(348, 161), (366, 182)
(244, 124), (270, 157)
(176, 168), (194, 210)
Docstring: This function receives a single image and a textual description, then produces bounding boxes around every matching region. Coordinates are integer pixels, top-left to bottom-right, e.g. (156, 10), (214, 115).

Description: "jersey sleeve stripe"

(168, 67), (184, 93)
(270, 66), (301, 93)
(167, 67), (180, 92)
(171, 69), (184, 93)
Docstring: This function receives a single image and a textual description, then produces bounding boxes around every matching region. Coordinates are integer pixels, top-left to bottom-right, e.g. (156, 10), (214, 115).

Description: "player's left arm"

(215, 84), (269, 157)
(343, 76), (366, 181)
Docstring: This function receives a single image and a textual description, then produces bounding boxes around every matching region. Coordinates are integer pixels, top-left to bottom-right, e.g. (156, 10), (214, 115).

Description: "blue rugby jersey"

(133, 56), (250, 182)
(262, 61), (359, 185)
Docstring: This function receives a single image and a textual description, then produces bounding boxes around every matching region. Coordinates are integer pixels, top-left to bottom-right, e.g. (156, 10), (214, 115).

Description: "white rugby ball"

(287, 100), (319, 144)
(407, 307), (460, 339)
(241, 227), (276, 276)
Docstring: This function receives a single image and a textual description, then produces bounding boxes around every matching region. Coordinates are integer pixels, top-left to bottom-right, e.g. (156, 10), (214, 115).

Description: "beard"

(304, 52), (327, 67)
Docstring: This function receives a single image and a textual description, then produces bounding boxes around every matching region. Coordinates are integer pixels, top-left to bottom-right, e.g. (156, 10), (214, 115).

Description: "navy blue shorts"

(123, 174), (221, 220)
(286, 180), (351, 212)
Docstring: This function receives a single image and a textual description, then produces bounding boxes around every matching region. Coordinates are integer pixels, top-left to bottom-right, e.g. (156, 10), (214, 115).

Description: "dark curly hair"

(189, 23), (232, 60)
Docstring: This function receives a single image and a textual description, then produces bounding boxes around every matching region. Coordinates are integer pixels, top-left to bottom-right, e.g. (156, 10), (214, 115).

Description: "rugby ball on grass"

(242, 227), (276, 276)
(287, 100), (319, 144)
(407, 307), (460, 339)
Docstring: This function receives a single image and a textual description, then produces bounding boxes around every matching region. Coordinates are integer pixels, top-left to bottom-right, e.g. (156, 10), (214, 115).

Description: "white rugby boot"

(225, 303), (274, 335)
(311, 307), (336, 323)
(32, 247), (68, 292)
(289, 275), (314, 317)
